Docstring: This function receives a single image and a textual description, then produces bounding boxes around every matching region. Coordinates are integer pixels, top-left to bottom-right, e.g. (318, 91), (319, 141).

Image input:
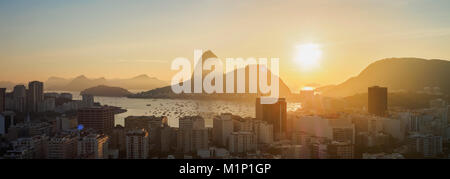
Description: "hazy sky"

(1, 0), (450, 91)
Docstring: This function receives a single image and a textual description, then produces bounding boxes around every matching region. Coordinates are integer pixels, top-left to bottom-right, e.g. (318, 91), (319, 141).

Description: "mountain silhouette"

(317, 58), (450, 97)
(62, 75), (108, 91)
(131, 50), (292, 99)
(45, 75), (168, 91)
(81, 85), (132, 97)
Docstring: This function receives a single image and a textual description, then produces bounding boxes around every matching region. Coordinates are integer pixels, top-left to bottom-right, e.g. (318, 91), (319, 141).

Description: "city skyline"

(1, 0), (450, 162)
(1, 0), (450, 91)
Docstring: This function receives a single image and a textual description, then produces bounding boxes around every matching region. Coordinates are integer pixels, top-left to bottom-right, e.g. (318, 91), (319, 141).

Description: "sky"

(1, 0), (450, 91)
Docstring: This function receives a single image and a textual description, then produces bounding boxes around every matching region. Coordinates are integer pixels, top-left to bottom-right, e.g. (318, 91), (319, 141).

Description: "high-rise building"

(177, 116), (208, 153)
(160, 125), (174, 153)
(60, 93), (73, 100)
(332, 127), (354, 144)
(233, 117), (253, 132)
(126, 129), (149, 159)
(125, 115), (168, 152)
(27, 81), (44, 113)
(311, 143), (328, 159)
(47, 134), (78, 159)
(12, 85), (27, 112)
(253, 120), (273, 145)
(255, 98), (287, 140)
(38, 98), (55, 112)
(24, 121), (53, 137)
(291, 131), (313, 145)
(213, 113), (234, 147)
(228, 131), (256, 154)
(12, 134), (49, 159)
(82, 94), (94, 107)
(327, 141), (354, 159)
(77, 106), (115, 134)
(77, 133), (109, 159)
(110, 125), (126, 155)
(368, 86), (388, 116)
(407, 133), (443, 158)
(0, 88), (6, 112)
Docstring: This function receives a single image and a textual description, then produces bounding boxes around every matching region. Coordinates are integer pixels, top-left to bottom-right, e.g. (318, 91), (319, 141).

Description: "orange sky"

(1, 0), (450, 91)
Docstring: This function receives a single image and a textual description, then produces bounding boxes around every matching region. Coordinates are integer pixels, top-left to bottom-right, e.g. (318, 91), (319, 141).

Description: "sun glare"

(301, 86), (315, 91)
(294, 43), (322, 70)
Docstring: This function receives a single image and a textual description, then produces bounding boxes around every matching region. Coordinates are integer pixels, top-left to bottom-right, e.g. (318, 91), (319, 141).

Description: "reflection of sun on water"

(295, 43), (322, 70)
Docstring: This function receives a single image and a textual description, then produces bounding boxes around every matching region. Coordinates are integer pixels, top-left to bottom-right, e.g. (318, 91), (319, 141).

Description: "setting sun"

(294, 43), (322, 70)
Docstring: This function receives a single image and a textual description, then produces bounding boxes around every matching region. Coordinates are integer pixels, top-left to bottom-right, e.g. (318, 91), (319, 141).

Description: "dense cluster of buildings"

(1, 83), (449, 159)
(290, 86), (449, 159)
(0, 81), (125, 159)
(0, 82), (97, 114)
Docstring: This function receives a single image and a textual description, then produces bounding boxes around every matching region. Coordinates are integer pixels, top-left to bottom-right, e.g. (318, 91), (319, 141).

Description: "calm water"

(62, 91), (301, 127)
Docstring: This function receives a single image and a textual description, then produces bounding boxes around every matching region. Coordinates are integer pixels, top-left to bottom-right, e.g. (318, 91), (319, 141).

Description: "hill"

(45, 75), (168, 91)
(80, 85), (133, 97)
(317, 58), (450, 97)
(130, 50), (292, 100)
(343, 92), (449, 109)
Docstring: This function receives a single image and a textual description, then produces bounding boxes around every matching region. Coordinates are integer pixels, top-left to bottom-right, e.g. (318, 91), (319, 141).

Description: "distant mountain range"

(317, 58), (450, 97)
(2, 57), (448, 99)
(130, 50), (293, 100)
(45, 74), (168, 91)
(0, 75), (168, 91)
